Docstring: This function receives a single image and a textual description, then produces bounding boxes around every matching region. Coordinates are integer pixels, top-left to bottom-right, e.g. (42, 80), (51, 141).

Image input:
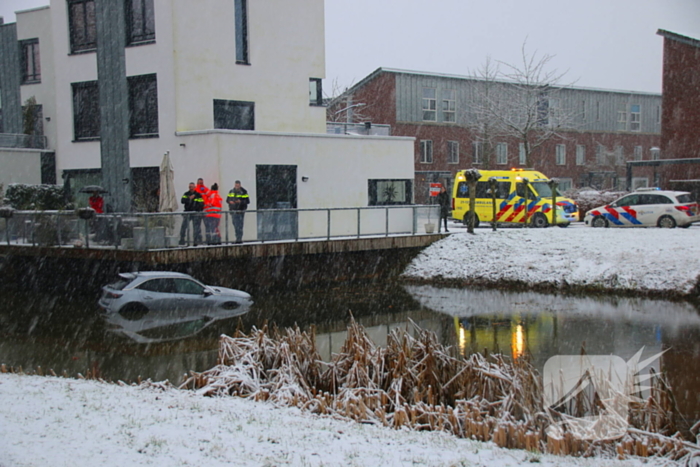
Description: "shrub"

(3, 183), (71, 210)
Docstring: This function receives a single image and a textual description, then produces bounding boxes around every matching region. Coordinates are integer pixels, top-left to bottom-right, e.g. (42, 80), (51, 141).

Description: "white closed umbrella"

(159, 151), (178, 213)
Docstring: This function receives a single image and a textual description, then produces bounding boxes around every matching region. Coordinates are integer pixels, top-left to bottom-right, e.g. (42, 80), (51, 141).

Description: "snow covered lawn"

(0, 374), (671, 466)
(404, 226), (700, 297)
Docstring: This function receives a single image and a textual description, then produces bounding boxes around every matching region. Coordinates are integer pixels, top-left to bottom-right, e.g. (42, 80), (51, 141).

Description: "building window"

(651, 147), (660, 161)
(214, 99), (255, 130)
(519, 143), (526, 165)
(633, 146), (642, 161)
(536, 92), (549, 126)
(309, 78), (323, 106)
(656, 105), (661, 123)
(235, 0), (249, 64)
(72, 80), (100, 140)
(615, 145), (624, 166)
(596, 101), (600, 121)
(580, 100), (586, 121)
(473, 141), (484, 164)
(617, 110), (627, 131)
(555, 144), (566, 165)
(20, 39), (41, 84)
(632, 177), (649, 190)
(68, 0), (96, 53)
(557, 178), (573, 192)
(368, 179), (412, 206)
(496, 142), (508, 165)
(419, 140), (433, 163)
(576, 145), (586, 166)
(422, 88), (436, 121)
(128, 74), (158, 137)
(125, 0), (155, 45)
(442, 89), (456, 122)
(447, 141), (459, 164)
(596, 144), (606, 165)
(630, 104), (641, 132)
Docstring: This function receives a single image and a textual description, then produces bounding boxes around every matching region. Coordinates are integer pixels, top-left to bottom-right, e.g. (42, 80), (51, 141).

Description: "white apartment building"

(0, 0), (414, 231)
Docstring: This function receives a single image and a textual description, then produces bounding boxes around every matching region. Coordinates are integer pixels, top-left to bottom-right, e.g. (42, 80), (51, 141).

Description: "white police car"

(584, 188), (700, 228)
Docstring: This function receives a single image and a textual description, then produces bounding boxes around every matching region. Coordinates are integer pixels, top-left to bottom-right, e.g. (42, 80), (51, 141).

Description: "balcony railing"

(0, 205), (441, 251)
(0, 133), (48, 150)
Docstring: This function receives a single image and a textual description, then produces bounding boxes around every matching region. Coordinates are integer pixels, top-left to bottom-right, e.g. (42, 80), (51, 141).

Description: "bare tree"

(472, 42), (579, 168)
(325, 78), (372, 125)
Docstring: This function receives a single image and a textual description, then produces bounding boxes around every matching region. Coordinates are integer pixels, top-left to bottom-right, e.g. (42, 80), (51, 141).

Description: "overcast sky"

(3, 0), (699, 95)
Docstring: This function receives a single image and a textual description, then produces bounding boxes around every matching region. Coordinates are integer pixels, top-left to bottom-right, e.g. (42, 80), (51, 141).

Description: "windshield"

(530, 182), (562, 198)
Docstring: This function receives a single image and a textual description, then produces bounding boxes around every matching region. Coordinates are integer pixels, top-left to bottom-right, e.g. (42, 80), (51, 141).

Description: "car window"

(173, 278), (205, 295)
(515, 183), (537, 200)
(138, 278), (176, 293)
(642, 194), (672, 205)
(616, 195), (638, 207)
(107, 279), (130, 290)
(677, 194), (694, 203)
(456, 181), (511, 199)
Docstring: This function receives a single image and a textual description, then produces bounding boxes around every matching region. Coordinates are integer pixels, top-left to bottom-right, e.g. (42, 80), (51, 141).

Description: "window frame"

(496, 142), (508, 165)
(20, 39), (41, 84)
(614, 145), (625, 166)
(125, 0), (156, 46)
(72, 80), (100, 141)
(309, 78), (323, 107)
(518, 143), (526, 165)
(441, 89), (456, 123)
(419, 140), (433, 164)
(213, 99), (255, 131)
(422, 88), (436, 121)
(447, 140), (459, 164)
(633, 146), (643, 161)
(596, 144), (606, 165)
(555, 144), (566, 166)
(127, 73), (159, 138)
(617, 110), (627, 131)
(473, 141), (484, 164)
(234, 0), (249, 65)
(629, 104), (641, 132)
(368, 179), (413, 206)
(67, 0), (97, 54)
(576, 145), (586, 166)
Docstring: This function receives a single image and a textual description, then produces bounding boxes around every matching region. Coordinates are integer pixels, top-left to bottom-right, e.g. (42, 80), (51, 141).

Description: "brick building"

(655, 29), (700, 191)
(334, 68), (662, 203)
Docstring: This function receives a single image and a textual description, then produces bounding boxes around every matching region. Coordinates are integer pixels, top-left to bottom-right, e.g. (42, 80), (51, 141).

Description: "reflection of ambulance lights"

(457, 173), (466, 182)
(511, 324), (524, 359)
(515, 176), (522, 181)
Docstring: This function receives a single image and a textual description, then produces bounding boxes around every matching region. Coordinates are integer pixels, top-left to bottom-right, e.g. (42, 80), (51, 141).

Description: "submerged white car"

(98, 271), (253, 320)
(584, 188), (700, 228)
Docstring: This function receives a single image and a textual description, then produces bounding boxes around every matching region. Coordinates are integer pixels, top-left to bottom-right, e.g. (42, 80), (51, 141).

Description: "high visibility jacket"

(204, 191), (223, 218)
(195, 183), (210, 198)
(181, 190), (204, 212)
(227, 187), (250, 211)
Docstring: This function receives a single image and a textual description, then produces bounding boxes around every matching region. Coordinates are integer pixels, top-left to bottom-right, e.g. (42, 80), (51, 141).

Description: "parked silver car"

(98, 271), (253, 320)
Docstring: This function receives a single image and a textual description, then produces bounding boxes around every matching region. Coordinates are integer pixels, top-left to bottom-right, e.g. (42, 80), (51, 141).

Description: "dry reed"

(180, 318), (699, 461)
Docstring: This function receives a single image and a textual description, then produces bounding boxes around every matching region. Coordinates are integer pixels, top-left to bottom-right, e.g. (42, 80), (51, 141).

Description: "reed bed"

(181, 320), (699, 462)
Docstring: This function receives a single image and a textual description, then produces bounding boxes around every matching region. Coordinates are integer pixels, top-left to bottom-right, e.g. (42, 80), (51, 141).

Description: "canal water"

(1, 281), (698, 425)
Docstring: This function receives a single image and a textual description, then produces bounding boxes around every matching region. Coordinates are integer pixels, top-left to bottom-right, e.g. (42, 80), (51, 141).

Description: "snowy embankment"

(0, 374), (670, 467)
(403, 227), (700, 297)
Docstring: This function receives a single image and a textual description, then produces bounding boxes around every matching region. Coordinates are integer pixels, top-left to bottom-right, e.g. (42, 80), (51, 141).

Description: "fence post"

(357, 208), (361, 238)
(224, 211), (230, 243)
(413, 206), (417, 235)
(144, 215), (150, 251)
(385, 207), (389, 236)
(327, 209), (331, 240)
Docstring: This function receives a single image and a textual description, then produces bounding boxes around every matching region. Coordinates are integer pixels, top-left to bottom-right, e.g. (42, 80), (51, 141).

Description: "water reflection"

(404, 285), (700, 423)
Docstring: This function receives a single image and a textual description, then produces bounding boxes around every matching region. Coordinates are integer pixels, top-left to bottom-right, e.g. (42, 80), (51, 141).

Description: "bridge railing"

(0, 205), (441, 250)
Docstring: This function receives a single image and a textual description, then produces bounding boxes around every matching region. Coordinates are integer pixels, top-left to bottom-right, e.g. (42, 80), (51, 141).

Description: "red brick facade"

(345, 69), (660, 203)
(658, 30), (700, 185)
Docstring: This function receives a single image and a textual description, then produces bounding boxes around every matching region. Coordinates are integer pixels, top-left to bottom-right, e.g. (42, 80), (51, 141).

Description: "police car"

(584, 188), (700, 228)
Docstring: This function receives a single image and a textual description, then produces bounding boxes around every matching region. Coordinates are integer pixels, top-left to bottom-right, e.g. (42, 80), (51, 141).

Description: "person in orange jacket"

(203, 183), (222, 244)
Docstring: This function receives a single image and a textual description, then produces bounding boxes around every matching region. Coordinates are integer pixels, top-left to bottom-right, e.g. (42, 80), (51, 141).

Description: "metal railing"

(0, 133), (48, 150)
(0, 205), (441, 251)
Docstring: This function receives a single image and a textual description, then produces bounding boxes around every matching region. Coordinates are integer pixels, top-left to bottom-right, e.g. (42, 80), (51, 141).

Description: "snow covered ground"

(404, 224), (700, 297)
(0, 374), (673, 466)
(3, 224), (699, 466)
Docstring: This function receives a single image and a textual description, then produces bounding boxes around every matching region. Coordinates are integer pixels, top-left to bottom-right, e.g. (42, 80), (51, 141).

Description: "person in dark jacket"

(437, 185), (450, 233)
(227, 180), (250, 244)
(179, 182), (204, 245)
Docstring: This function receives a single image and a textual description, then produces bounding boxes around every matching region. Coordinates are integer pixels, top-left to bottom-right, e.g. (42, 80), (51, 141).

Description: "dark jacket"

(437, 190), (450, 216)
(227, 187), (250, 211)
(181, 190), (204, 212)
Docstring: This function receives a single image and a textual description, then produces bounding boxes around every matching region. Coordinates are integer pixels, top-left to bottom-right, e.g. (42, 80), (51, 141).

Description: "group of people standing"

(179, 178), (249, 245)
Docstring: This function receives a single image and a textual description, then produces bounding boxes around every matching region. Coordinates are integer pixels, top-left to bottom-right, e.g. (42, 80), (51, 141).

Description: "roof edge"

(657, 29), (700, 49)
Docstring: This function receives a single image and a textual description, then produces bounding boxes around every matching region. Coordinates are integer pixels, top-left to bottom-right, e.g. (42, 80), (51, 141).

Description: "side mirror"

(203, 288), (213, 296)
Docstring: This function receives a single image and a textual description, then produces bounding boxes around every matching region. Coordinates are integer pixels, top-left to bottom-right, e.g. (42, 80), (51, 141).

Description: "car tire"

(557, 222), (570, 228)
(658, 215), (677, 229)
(463, 212), (480, 229)
(530, 213), (548, 228)
(591, 216), (608, 228)
(119, 303), (149, 321)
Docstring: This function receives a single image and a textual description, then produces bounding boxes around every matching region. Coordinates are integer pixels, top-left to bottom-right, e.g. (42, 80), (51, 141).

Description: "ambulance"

(451, 168), (579, 227)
